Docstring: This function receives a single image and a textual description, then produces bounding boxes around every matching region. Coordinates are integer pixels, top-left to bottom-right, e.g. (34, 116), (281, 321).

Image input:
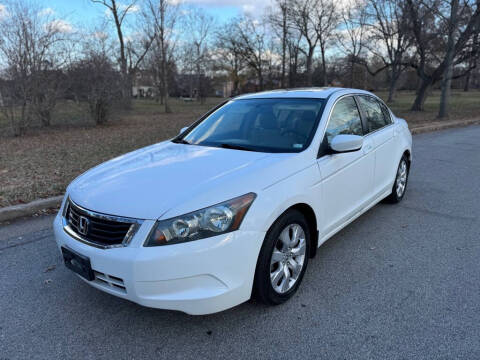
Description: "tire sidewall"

(253, 209), (311, 305)
(394, 156), (409, 201)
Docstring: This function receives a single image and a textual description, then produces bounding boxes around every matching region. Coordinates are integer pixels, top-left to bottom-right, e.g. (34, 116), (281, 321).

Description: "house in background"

(132, 71), (155, 98)
(132, 85), (155, 98)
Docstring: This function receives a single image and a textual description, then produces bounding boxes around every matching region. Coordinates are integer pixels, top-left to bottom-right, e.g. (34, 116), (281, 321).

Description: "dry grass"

(0, 90), (479, 207)
(0, 98), (221, 207)
(375, 90), (480, 125)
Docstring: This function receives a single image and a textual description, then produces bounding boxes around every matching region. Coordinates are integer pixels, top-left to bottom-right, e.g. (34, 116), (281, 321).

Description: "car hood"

(68, 141), (294, 220)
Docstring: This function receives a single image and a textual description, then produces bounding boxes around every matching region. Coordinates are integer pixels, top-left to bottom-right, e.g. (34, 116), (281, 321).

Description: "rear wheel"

(386, 155), (409, 203)
(253, 210), (310, 305)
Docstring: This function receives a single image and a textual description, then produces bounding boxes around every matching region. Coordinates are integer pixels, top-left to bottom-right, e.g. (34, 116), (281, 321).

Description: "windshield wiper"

(172, 138), (191, 145)
(219, 143), (257, 152)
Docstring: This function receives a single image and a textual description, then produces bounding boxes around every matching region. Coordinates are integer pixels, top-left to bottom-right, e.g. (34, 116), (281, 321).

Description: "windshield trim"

(172, 97), (328, 153)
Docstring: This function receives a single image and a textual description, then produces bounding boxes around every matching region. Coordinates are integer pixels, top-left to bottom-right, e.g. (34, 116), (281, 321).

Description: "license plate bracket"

(61, 247), (94, 281)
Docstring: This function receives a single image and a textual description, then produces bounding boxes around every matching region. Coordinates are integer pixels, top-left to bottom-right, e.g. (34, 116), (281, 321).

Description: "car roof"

(233, 87), (374, 100)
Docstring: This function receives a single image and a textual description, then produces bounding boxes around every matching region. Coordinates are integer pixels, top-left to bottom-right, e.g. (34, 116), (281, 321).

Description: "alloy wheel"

(270, 223), (306, 294)
(396, 159), (408, 198)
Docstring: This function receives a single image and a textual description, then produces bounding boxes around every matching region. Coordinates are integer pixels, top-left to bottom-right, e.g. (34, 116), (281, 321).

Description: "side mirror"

(330, 134), (363, 153)
(179, 126), (188, 135)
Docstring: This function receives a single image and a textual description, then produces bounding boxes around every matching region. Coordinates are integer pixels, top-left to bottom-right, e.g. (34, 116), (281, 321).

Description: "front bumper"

(53, 214), (265, 315)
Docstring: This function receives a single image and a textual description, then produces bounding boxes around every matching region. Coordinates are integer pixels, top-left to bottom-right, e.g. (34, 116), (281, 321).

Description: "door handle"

(363, 144), (373, 153)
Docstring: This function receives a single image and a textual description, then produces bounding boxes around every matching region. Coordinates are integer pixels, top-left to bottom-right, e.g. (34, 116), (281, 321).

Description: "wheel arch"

(269, 203), (319, 259)
(403, 149), (411, 167)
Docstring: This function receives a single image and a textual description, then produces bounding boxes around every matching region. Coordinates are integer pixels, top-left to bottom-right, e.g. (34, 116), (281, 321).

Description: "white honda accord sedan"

(54, 88), (412, 314)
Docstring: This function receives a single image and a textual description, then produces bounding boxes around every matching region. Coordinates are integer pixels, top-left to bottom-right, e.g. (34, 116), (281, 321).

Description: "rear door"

(317, 95), (375, 237)
(356, 95), (396, 197)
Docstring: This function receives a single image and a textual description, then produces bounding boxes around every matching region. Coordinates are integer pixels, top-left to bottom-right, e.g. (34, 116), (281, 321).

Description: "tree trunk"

(350, 58), (355, 88)
(161, 54), (171, 113)
(363, 65), (367, 89)
(163, 74), (171, 113)
(463, 71), (471, 91)
(411, 78), (431, 111)
(280, 5), (287, 88)
(306, 47), (314, 86)
(258, 68), (264, 91)
(161, 55), (170, 113)
(232, 65), (239, 96)
(438, 0), (459, 119)
(289, 47), (299, 87)
(387, 83), (396, 103)
(463, 33), (479, 92)
(159, 3), (171, 114)
(438, 58), (454, 118)
(233, 77), (239, 96)
(320, 46), (327, 87)
(111, 1), (131, 109)
(387, 68), (400, 103)
(122, 74), (132, 109)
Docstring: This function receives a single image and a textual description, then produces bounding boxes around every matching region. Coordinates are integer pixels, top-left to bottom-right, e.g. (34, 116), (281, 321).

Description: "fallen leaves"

(0, 98), (221, 207)
(44, 265), (56, 273)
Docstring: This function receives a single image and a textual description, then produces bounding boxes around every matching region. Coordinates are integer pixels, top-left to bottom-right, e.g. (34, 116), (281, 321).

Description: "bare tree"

(463, 31), (479, 91)
(287, 30), (303, 87)
(336, 0), (369, 87)
(438, 0), (460, 118)
(235, 16), (269, 91)
(289, 0), (320, 86)
(269, 0), (292, 88)
(214, 22), (246, 96)
(67, 29), (120, 125)
(405, 0), (480, 112)
(313, 0), (339, 86)
(365, 0), (412, 102)
(0, 0), (70, 135)
(91, 0), (154, 108)
(182, 7), (214, 103)
(143, 0), (180, 113)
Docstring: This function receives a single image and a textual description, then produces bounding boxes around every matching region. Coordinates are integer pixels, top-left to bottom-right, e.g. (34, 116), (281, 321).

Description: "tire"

(253, 209), (311, 305)
(385, 155), (409, 203)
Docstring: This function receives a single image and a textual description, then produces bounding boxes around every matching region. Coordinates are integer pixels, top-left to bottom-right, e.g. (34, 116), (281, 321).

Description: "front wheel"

(386, 155), (409, 203)
(253, 209), (310, 305)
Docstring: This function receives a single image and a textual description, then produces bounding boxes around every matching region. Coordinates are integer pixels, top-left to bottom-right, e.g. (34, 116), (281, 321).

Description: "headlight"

(145, 193), (256, 246)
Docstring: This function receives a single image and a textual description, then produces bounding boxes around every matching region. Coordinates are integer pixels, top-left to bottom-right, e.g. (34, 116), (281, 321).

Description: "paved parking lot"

(1, 125), (479, 359)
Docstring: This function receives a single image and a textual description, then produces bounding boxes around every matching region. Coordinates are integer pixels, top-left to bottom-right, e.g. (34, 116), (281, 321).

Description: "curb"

(0, 196), (63, 223)
(410, 118), (480, 134)
(1, 119), (479, 223)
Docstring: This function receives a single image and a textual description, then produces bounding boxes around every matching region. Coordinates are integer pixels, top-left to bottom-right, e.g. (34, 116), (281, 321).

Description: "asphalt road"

(1, 125), (480, 360)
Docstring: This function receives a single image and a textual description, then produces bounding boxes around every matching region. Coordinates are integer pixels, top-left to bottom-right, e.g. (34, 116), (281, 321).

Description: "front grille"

(64, 199), (138, 248)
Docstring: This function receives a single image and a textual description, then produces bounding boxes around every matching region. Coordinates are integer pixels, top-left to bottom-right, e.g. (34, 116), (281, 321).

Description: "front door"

(317, 96), (375, 237)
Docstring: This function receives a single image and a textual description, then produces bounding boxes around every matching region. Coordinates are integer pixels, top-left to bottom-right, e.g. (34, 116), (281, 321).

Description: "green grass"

(0, 91), (479, 207)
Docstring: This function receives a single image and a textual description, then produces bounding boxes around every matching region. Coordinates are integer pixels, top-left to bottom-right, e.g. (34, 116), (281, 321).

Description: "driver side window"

(325, 96), (363, 143)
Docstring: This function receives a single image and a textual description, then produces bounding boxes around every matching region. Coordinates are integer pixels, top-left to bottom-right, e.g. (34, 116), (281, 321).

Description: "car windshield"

(179, 98), (325, 153)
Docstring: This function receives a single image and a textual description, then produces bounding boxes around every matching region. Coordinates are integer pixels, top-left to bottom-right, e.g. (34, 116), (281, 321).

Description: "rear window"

(357, 96), (389, 133)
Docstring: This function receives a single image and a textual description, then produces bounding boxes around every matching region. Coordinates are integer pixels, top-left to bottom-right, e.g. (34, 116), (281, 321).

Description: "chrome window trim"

(62, 198), (143, 250)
